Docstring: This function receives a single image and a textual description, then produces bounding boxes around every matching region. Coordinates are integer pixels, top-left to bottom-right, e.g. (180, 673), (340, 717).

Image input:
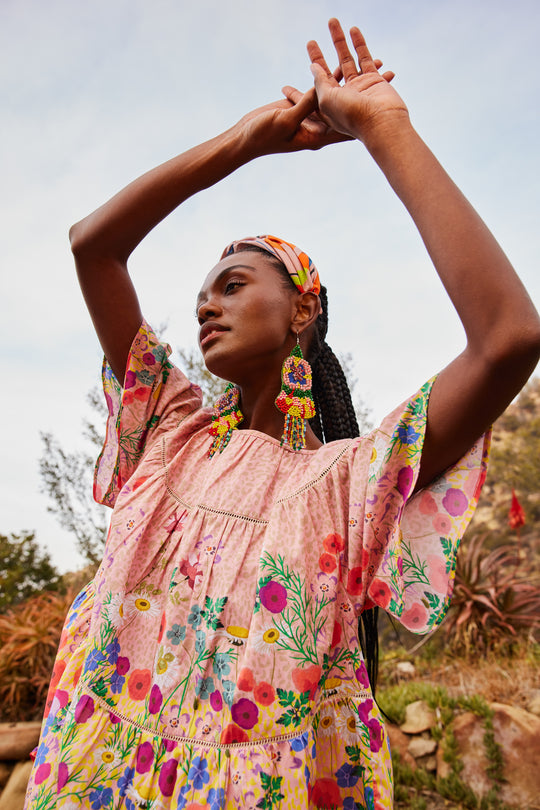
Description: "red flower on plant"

(318, 553), (337, 574)
(128, 669), (152, 701)
(323, 533), (345, 553)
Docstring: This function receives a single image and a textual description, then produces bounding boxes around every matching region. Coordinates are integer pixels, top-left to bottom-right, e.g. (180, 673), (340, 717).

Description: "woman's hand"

(233, 83), (351, 156)
(308, 19), (407, 143)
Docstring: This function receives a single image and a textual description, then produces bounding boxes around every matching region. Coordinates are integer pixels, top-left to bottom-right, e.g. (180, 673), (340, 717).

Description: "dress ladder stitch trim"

(276, 440), (355, 504)
(85, 686), (372, 750)
(161, 436), (269, 525)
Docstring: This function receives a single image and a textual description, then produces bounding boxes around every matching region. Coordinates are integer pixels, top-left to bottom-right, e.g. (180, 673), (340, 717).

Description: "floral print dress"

(25, 321), (489, 810)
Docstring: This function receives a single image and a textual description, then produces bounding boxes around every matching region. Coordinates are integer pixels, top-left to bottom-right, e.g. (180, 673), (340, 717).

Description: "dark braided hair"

(307, 284), (380, 695)
(237, 244), (380, 693)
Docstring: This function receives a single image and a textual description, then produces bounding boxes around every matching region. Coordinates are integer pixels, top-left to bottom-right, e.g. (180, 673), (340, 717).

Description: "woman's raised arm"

(304, 19), (540, 489)
(70, 90), (348, 383)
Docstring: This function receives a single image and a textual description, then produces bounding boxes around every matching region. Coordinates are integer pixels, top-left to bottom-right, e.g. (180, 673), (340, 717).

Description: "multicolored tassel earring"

(208, 383), (243, 457)
(275, 335), (316, 450)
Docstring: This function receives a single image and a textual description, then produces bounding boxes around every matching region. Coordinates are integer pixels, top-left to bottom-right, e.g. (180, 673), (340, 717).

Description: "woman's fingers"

(307, 39), (334, 78)
(382, 70), (395, 83)
(328, 18), (360, 81)
(349, 25), (378, 74)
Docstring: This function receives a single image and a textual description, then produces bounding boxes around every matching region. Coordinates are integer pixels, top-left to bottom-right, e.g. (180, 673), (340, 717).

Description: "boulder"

(407, 736), (437, 759)
(0, 762), (13, 789)
(400, 700), (436, 734)
(450, 702), (540, 807)
(0, 723), (41, 761)
(385, 723), (417, 771)
(395, 661), (416, 680)
(527, 690), (540, 717)
(0, 761), (32, 810)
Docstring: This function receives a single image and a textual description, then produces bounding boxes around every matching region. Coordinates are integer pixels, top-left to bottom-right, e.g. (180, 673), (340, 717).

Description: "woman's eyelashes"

(224, 279), (244, 294)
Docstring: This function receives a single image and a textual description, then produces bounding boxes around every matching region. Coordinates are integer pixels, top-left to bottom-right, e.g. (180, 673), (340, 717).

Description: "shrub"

(0, 589), (73, 722)
(444, 533), (540, 654)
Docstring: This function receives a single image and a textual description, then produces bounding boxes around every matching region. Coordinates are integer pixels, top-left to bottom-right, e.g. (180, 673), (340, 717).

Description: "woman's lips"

(199, 322), (228, 348)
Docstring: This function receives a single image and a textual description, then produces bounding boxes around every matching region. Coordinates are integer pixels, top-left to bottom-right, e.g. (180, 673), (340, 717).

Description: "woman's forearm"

(69, 125), (255, 263)
(362, 117), (540, 361)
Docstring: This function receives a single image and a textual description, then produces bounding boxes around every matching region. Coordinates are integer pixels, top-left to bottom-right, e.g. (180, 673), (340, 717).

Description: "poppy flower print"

(27, 322), (489, 810)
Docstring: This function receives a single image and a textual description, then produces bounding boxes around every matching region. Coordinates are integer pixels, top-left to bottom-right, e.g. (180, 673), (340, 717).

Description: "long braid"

(308, 286), (380, 694)
(236, 245), (380, 692)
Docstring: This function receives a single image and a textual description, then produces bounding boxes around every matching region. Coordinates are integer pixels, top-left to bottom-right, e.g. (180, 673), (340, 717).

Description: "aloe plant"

(444, 533), (540, 653)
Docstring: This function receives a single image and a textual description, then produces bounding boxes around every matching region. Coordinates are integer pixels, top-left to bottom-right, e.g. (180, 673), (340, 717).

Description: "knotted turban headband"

(221, 234), (321, 297)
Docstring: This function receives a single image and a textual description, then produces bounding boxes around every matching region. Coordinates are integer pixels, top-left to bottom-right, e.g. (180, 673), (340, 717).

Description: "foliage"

(0, 589), (74, 721)
(442, 533), (540, 654)
(474, 376), (540, 537)
(0, 531), (63, 612)
(39, 385), (109, 565)
(382, 681), (514, 810)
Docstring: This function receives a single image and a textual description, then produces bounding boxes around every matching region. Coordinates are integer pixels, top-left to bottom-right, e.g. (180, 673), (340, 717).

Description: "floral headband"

(221, 234), (321, 296)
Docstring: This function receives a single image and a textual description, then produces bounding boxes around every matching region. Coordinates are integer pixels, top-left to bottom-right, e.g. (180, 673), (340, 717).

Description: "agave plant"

(0, 589), (73, 721)
(444, 533), (540, 654)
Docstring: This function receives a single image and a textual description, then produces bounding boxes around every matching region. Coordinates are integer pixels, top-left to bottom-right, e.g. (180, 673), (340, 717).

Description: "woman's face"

(196, 252), (297, 383)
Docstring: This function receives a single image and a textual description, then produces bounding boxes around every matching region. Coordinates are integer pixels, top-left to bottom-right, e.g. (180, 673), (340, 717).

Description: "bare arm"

(70, 90), (348, 382)
(306, 20), (540, 488)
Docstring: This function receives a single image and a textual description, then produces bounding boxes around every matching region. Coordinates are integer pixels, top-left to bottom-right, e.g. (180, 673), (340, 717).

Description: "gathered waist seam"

(86, 686), (373, 750)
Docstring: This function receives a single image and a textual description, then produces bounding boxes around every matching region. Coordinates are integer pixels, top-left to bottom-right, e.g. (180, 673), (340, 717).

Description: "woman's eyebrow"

(196, 264), (256, 307)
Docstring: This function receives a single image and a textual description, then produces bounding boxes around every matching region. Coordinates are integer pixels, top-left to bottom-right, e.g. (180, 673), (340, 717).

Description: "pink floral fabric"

(25, 320), (489, 810)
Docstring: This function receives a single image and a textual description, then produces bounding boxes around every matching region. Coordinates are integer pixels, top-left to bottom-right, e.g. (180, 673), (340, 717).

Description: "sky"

(2, 0), (539, 573)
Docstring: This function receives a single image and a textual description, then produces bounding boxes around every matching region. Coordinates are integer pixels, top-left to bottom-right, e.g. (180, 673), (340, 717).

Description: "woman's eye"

(225, 280), (243, 294)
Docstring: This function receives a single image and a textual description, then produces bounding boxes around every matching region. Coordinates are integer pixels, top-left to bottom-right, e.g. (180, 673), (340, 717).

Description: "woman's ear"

(291, 292), (321, 335)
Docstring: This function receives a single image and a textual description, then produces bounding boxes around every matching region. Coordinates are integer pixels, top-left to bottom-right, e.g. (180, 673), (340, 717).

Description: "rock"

(400, 700), (436, 734)
(407, 736), (437, 758)
(0, 723), (41, 761)
(423, 755), (437, 772)
(0, 760), (32, 810)
(450, 702), (540, 808)
(491, 702), (540, 807)
(436, 745), (452, 780)
(395, 661), (416, 680)
(0, 762), (13, 789)
(385, 723), (417, 771)
(527, 691), (540, 717)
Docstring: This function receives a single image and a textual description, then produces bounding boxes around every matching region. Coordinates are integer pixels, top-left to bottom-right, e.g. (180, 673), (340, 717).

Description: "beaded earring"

(208, 383), (243, 457)
(275, 335), (316, 450)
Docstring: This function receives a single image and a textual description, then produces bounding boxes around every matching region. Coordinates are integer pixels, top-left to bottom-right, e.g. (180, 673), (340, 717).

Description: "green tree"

(0, 531), (63, 612)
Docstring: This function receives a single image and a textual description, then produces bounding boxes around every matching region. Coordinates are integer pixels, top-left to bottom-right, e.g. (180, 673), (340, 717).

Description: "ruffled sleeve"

(94, 319), (203, 507)
(345, 377), (490, 634)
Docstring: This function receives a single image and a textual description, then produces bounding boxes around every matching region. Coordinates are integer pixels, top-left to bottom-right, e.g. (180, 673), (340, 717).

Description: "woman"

(26, 19), (540, 810)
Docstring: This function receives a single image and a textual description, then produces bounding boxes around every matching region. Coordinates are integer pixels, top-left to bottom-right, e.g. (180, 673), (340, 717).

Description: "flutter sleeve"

(345, 377), (490, 634)
(94, 319), (203, 507)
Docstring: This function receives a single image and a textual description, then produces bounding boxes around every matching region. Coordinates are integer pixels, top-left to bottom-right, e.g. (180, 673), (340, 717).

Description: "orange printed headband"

(221, 235), (321, 296)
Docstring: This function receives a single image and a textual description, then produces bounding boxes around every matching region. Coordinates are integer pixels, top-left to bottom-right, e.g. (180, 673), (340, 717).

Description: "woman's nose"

(197, 297), (223, 323)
